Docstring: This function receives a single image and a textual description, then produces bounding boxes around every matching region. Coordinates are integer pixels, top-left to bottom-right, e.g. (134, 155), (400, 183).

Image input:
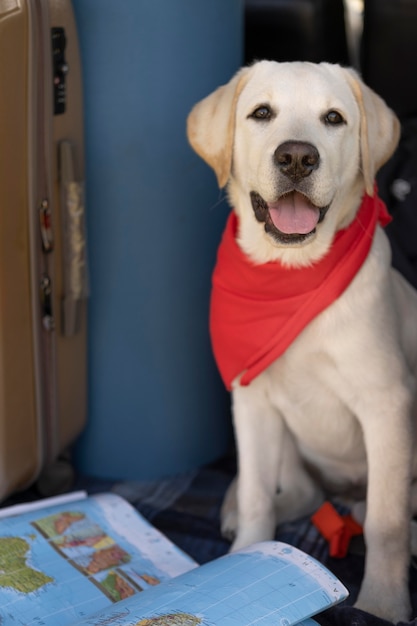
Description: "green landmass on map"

(0, 537), (53, 593)
(136, 614), (202, 626)
(100, 570), (136, 602)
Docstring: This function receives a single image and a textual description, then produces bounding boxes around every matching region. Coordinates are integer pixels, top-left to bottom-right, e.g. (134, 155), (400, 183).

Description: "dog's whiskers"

(209, 190), (228, 212)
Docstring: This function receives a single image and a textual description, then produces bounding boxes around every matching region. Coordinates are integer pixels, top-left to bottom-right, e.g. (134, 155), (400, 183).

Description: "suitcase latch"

(40, 275), (55, 331)
(39, 199), (54, 253)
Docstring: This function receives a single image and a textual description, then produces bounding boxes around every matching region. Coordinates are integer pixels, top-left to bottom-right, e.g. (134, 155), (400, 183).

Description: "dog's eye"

(249, 105), (273, 121)
(323, 110), (345, 126)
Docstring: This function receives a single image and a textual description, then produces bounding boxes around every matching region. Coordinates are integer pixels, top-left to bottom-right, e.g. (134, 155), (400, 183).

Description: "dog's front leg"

(354, 386), (413, 622)
(228, 379), (285, 552)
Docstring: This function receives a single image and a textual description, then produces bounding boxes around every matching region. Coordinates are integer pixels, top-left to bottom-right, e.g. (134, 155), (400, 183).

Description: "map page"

(71, 541), (349, 626)
(0, 492), (196, 626)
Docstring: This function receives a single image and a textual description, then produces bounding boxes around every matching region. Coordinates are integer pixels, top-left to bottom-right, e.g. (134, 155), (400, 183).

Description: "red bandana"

(210, 192), (391, 390)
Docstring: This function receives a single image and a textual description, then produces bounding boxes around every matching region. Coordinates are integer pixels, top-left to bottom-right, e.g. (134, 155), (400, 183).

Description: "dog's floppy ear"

(342, 67), (400, 196)
(187, 67), (251, 188)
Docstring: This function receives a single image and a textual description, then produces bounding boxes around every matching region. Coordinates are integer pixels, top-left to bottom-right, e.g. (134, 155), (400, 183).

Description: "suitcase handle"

(59, 140), (88, 337)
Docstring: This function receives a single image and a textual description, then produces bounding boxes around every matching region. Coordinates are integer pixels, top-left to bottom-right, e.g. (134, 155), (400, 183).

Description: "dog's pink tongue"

(268, 192), (320, 234)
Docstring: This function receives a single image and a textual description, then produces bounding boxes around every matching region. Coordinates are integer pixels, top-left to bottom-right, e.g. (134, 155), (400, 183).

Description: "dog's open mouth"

(250, 191), (328, 244)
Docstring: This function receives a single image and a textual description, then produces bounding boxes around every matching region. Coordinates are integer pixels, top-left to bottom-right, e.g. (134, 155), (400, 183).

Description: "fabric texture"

(210, 192), (391, 389)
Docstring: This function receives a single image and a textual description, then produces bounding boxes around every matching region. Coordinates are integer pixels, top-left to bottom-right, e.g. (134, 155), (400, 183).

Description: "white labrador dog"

(187, 61), (417, 622)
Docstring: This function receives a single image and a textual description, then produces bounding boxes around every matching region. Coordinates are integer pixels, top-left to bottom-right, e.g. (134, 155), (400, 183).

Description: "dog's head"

(187, 61), (400, 266)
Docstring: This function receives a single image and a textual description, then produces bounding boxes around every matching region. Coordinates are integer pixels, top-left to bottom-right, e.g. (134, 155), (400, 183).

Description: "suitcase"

(0, 0), (87, 499)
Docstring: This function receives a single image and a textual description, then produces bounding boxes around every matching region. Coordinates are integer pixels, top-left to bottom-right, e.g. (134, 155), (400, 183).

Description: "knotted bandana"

(210, 192), (391, 390)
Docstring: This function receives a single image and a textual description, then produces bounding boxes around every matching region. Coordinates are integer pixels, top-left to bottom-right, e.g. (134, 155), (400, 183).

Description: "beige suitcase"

(0, 0), (87, 499)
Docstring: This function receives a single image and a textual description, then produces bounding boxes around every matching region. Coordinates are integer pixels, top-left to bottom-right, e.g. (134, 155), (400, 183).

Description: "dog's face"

(187, 61), (400, 266)
(232, 63), (363, 253)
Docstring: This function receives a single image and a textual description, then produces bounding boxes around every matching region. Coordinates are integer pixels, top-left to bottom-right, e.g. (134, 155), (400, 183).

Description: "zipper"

(27, 0), (59, 468)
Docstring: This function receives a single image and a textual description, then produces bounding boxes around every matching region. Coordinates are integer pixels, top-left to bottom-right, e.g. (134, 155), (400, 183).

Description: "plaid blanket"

(76, 452), (417, 626)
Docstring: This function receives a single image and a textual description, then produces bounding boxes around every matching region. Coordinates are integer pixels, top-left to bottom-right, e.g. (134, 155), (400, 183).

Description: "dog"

(187, 60), (417, 622)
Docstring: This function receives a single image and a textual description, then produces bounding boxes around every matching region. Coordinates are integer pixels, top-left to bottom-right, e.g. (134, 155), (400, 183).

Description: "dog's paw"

(220, 509), (238, 542)
(355, 585), (411, 623)
(221, 514), (273, 549)
(220, 479), (238, 541)
(229, 525), (274, 553)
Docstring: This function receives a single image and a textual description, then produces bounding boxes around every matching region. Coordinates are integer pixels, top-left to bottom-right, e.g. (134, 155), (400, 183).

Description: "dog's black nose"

(274, 141), (320, 181)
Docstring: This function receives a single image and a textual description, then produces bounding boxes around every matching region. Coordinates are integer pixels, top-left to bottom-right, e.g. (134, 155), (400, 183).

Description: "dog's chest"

(265, 348), (367, 467)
